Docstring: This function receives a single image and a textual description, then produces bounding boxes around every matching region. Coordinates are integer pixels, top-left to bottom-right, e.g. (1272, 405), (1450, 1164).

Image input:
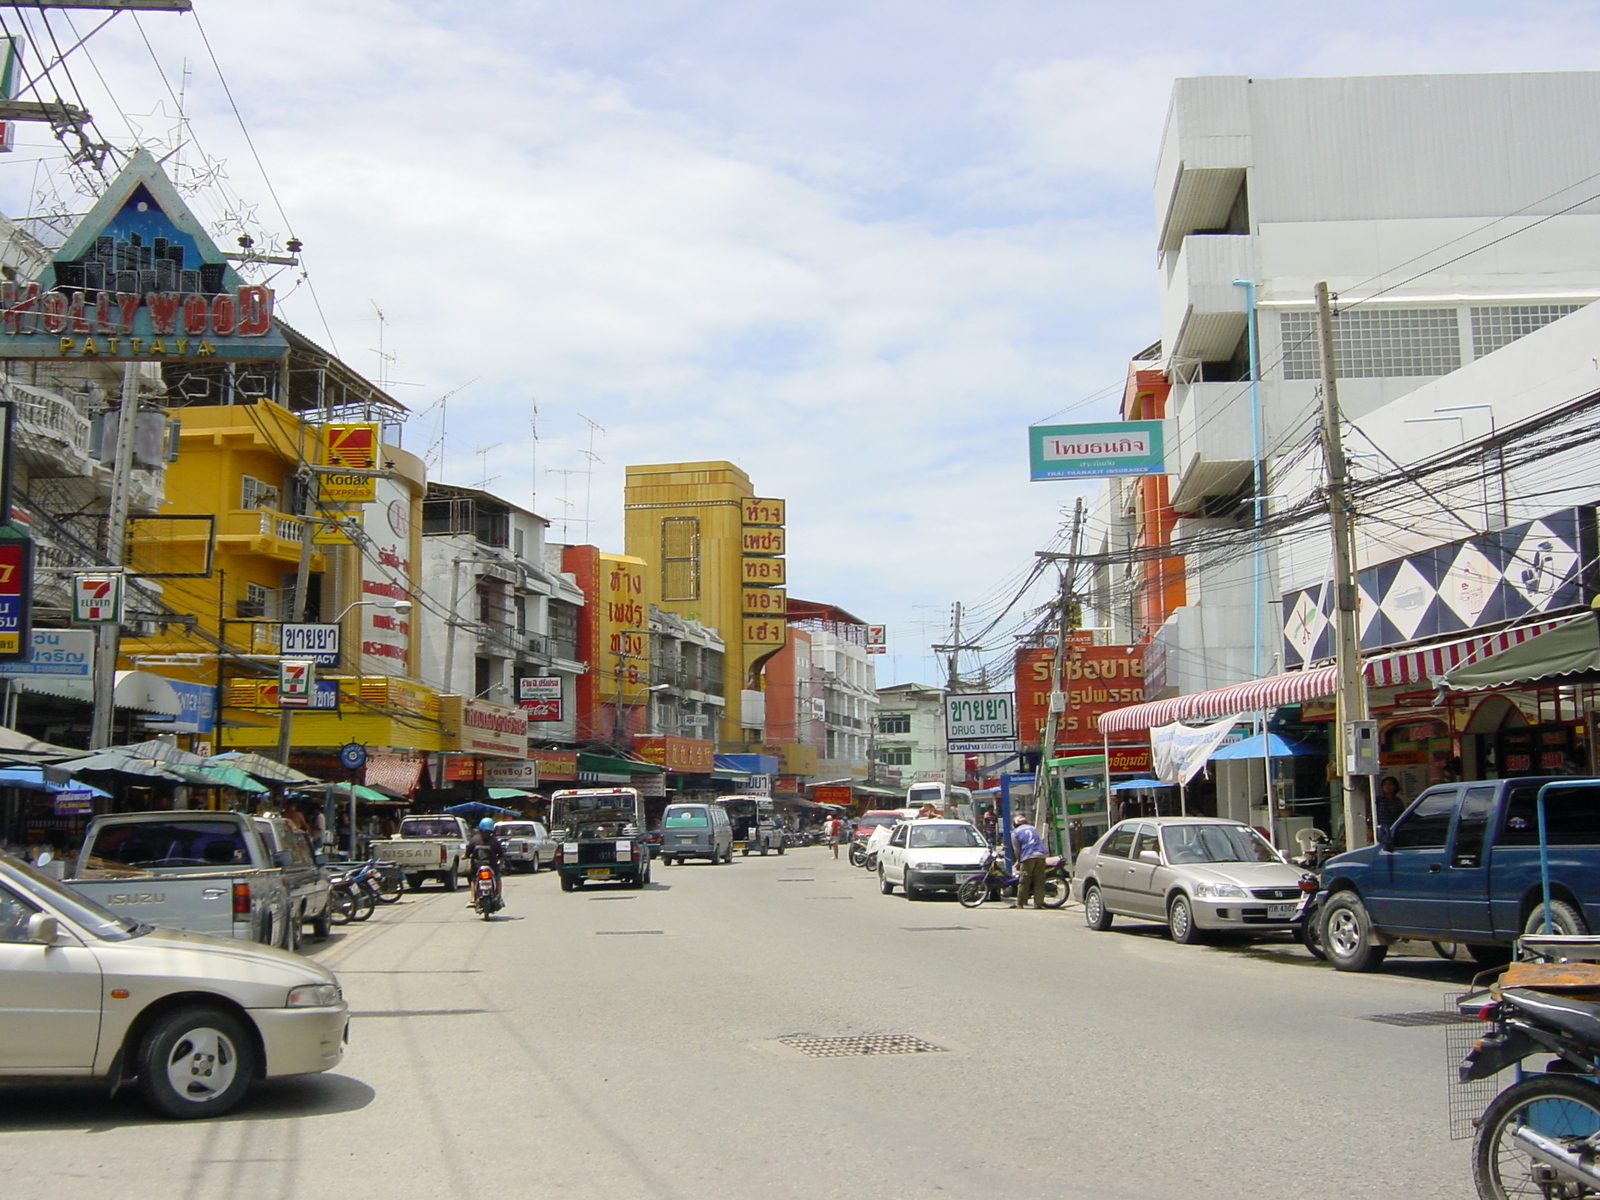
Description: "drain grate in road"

(1359, 1010), (1478, 1027)
(778, 1033), (949, 1059)
(595, 929), (665, 936)
(903, 926), (971, 932)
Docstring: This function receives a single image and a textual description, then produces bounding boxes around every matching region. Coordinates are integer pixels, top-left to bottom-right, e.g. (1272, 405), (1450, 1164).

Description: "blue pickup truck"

(1316, 776), (1600, 972)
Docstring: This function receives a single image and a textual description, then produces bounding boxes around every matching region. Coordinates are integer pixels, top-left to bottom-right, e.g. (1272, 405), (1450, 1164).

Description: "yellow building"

(623, 461), (785, 748)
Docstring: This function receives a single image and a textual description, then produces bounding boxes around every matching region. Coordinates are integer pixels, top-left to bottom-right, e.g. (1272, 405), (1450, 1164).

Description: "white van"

(906, 782), (975, 823)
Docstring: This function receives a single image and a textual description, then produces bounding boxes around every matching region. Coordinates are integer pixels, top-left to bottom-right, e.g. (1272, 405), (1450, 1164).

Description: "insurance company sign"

(1029, 420), (1166, 481)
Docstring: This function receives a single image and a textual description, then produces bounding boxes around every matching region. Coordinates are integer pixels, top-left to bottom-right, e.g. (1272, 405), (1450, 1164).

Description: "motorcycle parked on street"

(958, 853), (1067, 909)
(327, 866), (377, 924)
(472, 861), (504, 919)
(1456, 951), (1600, 1198)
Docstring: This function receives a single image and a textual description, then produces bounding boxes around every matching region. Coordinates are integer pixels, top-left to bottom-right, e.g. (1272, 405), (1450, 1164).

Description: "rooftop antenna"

(576, 412), (606, 540)
(472, 444), (500, 491)
(529, 398), (539, 517)
(547, 469), (589, 542)
(369, 300), (394, 391)
(421, 377), (479, 473)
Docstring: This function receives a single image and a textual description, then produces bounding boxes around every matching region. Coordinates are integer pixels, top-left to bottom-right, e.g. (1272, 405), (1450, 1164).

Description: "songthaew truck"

(549, 788), (652, 891)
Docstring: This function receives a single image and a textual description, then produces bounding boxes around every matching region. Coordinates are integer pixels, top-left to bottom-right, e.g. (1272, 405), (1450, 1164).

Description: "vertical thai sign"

(359, 474), (412, 673)
(741, 496), (786, 656)
(603, 556), (647, 702)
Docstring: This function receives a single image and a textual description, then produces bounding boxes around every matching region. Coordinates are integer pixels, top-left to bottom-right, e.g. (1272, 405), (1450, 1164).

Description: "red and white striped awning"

(1098, 617), (1582, 735)
(1362, 618), (1576, 688)
(1097, 666), (1339, 735)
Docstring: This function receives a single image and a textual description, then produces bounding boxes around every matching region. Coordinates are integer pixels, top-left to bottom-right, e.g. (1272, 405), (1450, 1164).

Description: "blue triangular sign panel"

(0, 148), (287, 361)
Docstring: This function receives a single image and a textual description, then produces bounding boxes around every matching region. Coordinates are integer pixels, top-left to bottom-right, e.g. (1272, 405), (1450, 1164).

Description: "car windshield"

(664, 809), (709, 827)
(400, 819), (461, 839)
(908, 825), (986, 849)
(1161, 824), (1282, 865)
(84, 819), (249, 871)
(497, 825), (535, 837)
(2, 854), (140, 940)
(858, 814), (898, 828)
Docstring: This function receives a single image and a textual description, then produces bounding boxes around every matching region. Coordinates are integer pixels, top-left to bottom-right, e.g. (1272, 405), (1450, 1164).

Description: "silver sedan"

(1071, 818), (1314, 944)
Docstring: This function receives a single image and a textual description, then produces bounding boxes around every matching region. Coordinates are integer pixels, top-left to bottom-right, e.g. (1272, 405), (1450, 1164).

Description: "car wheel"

(1168, 894), (1203, 944)
(1321, 891), (1388, 972)
(136, 1006), (257, 1119)
(1082, 883), (1112, 931)
(1524, 899), (1588, 939)
(284, 909), (301, 953)
(406, 874), (424, 892)
(310, 907), (331, 939)
(777, 843), (785, 856)
(559, 875), (577, 892)
(444, 868), (458, 893)
(904, 876), (922, 901)
(526, 857), (539, 876)
(879, 867), (894, 895)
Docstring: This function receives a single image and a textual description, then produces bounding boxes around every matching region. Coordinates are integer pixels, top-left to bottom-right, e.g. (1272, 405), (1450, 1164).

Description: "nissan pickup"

(1316, 776), (1600, 972)
(373, 814), (470, 891)
(64, 810), (296, 949)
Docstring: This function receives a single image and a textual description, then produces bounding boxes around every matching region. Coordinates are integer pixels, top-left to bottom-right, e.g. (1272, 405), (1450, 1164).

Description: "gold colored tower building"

(623, 462), (785, 748)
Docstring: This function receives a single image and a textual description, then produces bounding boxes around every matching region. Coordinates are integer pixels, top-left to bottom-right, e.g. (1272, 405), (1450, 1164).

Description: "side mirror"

(34, 851), (52, 868)
(1139, 849), (1161, 864)
(25, 913), (59, 945)
(312, 853), (328, 867)
(274, 849), (295, 868)
(1376, 825), (1393, 849)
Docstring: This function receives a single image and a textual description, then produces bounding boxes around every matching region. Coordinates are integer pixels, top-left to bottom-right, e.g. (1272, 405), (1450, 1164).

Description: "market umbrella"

(485, 788), (535, 801)
(0, 726), (81, 758)
(0, 766), (110, 797)
(115, 738), (213, 767)
(209, 751), (322, 786)
(444, 801), (522, 819)
(185, 763), (270, 794)
(1208, 733), (1322, 761)
(55, 749), (192, 781)
(1110, 778), (1175, 790)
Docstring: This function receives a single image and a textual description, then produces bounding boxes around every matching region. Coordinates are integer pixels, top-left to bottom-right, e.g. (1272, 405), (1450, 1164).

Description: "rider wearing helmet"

(467, 817), (504, 868)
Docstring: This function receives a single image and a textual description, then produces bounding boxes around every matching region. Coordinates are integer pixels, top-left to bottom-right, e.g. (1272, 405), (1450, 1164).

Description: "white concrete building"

(1150, 70), (1600, 697)
(797, 619), (879, 780)
(418, 483), (586, 746)
(873, 683), (947, 789)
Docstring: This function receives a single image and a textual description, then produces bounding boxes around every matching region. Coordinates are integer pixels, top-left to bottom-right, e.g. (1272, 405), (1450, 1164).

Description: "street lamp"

(333, 596), (412, 622)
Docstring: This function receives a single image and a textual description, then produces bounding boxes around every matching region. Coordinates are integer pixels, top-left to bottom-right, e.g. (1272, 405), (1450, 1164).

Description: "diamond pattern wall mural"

(1282, 507), (1596, 670)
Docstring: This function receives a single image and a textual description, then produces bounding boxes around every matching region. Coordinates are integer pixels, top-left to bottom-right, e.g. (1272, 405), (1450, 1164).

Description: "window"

(1452, 786), (1496, 868)
(0, 884), (41, 943)
(1389, 792), (1458, 851)
(85, 819), (248, 869)
(1280, 309), (1461, 380)
(240, 475), (281, 511)
(1100, 826), (1136, 859)
(878, 713), (911, 734)
(661, 517), (700, 601)
(1500, 784), (1600, 847)
(237, 582), (277, 620)
(877, 747), (912, 766)
(1472, 305), (1583, 358)
(1132, 827), (1161, 861)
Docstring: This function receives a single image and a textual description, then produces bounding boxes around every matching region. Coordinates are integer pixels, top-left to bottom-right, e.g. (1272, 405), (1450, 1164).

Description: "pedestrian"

(1375, 776), (1405, 829)
(825, 812), (842, 859)
(978, 806), (997, 845)
(1009, 813), (1047, 909)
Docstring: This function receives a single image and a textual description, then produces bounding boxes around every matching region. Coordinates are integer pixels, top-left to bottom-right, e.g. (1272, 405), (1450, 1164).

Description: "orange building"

(1121, 363), (1185, 643)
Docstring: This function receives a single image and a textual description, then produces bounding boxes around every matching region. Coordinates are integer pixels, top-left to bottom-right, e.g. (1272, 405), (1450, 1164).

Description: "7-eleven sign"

(73, 574), (124, 624)
(278, 658), (316, 707)
(323, 422), (379, 470)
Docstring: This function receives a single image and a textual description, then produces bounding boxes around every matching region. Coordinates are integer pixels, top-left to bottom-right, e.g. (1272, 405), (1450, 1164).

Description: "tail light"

(477, 866), (494, 881)
(439, 846), (448, 863)
(1477, 1003), (1501, 1022)
(232, 882), (251, 916)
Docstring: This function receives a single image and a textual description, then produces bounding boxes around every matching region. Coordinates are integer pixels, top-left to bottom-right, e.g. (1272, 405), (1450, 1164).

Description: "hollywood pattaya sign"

(0, 149), (287, 361)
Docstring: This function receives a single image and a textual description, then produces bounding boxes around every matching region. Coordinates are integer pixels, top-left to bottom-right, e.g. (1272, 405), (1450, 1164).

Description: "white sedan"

(0, 853), (348, 1118)
(877, 819), (991, 900)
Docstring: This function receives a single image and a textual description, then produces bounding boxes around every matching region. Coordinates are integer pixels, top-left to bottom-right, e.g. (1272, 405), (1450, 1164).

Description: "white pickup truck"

(372, 815), (471, 891)
(64, 810), (296, 949)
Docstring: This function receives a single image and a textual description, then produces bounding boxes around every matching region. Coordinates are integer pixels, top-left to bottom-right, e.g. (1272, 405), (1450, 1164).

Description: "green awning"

(576, 752), (664, 776)
(1444, 617), (1599, 690)
(486, 787), (535, 800)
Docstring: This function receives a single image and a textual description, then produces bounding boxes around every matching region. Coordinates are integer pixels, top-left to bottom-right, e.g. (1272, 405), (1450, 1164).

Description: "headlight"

(912, 862), (945, 870)
(287, 983), (342, 1008)
(1192, 882), (1249, 899)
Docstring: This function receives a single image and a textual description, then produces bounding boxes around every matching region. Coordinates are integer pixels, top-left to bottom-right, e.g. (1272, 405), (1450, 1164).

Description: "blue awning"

(1208, 733), (1322, 761)
(1110, 777), (1175, 790)
(715, 753), (778, 776)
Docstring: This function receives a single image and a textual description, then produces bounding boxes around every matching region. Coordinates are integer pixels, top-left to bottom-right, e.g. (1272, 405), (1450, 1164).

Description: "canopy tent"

(444, 801), (522, 819)
(210, 751), (323, 786)
(0, 766), (110, 797)
(117, 738), (210, 767)
(1443, 615), (1600, 690)
(56, 749), (266, 792)
(1208, 733), (1322, 761)
(485, 788), (536, 801)
(1110, 778), (1175, 791)
(188, 762), (271, 793)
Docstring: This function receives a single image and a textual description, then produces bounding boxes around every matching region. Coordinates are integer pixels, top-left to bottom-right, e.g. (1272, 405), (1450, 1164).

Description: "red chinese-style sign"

(632, 735), (714, 773)
(1015, 642), (1146, 749)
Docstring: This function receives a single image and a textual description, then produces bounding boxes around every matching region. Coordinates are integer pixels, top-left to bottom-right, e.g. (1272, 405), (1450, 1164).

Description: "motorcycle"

(958, 853), (1067, 909)
(327, 866), (377, 925)
(471, 860), (504, 919)
(1457, 954), (1600, 1198)
(848, 840), (869, 868)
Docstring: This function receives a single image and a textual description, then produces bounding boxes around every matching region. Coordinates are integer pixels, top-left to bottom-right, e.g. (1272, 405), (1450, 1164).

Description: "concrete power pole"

(89, 361), (143, 749)
(1034, 497), (1085, 855)
(1314, 282), (1373, 849)
(932, 602), (981, 790)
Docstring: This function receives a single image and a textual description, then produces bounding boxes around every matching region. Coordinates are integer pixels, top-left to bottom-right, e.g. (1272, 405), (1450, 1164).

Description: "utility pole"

(932, 602), (982, 790)
(1035, 497), (1085, 854)
(273, 471), (319, 764)
(89, 361), (142, 749)
(1315, 281), (1373, 849)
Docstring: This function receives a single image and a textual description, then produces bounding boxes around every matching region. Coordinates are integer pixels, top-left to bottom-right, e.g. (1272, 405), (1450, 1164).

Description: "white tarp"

(1151, 714), (1242, 786)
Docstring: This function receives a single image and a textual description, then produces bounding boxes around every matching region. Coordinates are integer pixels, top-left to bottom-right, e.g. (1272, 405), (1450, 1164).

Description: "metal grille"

(1250, 887), (1301, 901)
(778, 1033), (948, 1059)
(1445, 992), (1502, 1140)
(1281, 308), (1461, 380)
(1361, 1010), (1478, 1027)
(1471, 304), (1583, 358)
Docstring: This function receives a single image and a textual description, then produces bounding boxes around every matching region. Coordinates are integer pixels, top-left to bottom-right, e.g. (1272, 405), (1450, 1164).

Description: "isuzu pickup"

(1316, 776), (1600, 972)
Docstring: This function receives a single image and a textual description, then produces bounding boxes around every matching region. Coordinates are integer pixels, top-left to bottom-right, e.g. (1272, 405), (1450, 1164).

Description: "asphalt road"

(0, 848), (1481, 1199)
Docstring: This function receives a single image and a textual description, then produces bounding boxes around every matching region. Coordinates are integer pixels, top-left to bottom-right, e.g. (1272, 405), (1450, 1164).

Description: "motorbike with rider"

(467, 818), (506, 918)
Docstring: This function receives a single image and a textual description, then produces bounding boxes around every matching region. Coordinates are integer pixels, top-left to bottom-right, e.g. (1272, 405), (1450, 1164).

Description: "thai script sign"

(1015, 643), (1146, 746)
(0, 628), (93, 676)
(1029, 420), (1166, 481)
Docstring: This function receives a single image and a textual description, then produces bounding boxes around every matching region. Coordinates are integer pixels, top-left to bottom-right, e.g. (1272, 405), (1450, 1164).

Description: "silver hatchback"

(1072, 818), (1313, 944)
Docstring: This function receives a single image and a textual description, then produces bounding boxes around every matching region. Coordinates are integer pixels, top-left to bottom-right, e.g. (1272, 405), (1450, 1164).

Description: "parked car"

(1073, 818), (1314, 944)
(372, 814), (471, 891)
(252, 816), (333, 940)
(658, 802), (733, 865)
(876, 819), (990, 899)
(853, 810), (905, 844)
(66, 811), (296, 950)
(0, 852), (347, 1119)
(1316, 776), (1600, 972)
(495, 821), (556, 873)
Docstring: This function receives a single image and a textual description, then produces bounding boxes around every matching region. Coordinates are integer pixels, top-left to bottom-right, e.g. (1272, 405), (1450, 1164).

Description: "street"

(2, 848), (1474, 1200)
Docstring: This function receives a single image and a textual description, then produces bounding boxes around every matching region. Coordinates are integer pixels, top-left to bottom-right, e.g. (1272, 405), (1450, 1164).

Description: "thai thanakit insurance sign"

(1029, 420), (1166, 481)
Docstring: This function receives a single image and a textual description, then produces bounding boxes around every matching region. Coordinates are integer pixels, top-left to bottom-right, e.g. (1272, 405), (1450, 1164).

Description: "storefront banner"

(1151, 715), (1241, 786)
(483, 760), (539, 788)
(440, 695), (528, 757)
(1029, 420), (1166, 481)
(0, 628), (94, 676)
(359, 474), (414, 673)
(633, 735), (715, 773)
(526, 748), (578, 780)
(1015, 642), (1146, 747)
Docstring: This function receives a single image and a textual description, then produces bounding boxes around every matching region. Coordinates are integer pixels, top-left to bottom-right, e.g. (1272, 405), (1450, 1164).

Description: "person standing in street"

(1010, 813), (1047, 909)
(825, 813), (842, 859)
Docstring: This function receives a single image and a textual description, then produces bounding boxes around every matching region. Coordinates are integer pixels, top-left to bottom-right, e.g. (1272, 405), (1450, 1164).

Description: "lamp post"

(273, 597), (412, 764)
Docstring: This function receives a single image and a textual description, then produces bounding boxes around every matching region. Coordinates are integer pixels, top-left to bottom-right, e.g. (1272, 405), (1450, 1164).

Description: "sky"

(4, 0), (1600, 686)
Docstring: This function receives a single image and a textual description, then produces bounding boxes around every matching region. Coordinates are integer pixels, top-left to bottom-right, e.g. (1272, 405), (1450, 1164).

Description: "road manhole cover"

(1359, 1011), (1477, 1027)
(903, 926), (970, 932)
(778, 1033), (949, 1058)
(595, 930), (665, 936)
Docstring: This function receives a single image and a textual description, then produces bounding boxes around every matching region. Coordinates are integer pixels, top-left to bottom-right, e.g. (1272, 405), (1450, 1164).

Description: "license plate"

(587, 869), (611, 880)
(1268, 904), (1296, 919)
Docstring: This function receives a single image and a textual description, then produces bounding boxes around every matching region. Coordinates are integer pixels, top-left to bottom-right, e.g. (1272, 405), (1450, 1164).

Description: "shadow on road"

(0, 1073), (375, 1131)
